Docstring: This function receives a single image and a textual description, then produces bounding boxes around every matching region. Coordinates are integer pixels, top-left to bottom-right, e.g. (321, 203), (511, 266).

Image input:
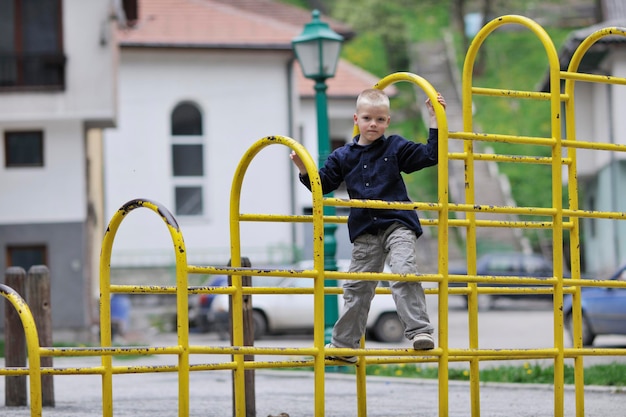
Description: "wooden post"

(28, 265), (55, 407)
(229, 257), (255, 417)
(4, 266), (27, 406)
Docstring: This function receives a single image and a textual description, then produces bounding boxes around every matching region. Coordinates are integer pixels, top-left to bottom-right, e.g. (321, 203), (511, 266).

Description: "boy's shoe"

(412, 333), (435, 350)
(325, 343), (357, 364)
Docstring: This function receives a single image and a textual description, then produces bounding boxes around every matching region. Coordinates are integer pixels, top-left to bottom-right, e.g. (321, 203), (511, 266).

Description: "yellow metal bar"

(461, 13), (566, 416)
(237, 213), (348, 223)
(99, 199), (190, 417)
(561, 138), (626, 151)
(563, 25), (626, 417)
(448, 152), (564, 165)
(470, 85), (558, 100)
(451, 130), (557, 146)
(229, 135), (328, 416)
(356, 337), (368, 417)
(0, 284), (43, 417)
(561, 69), (626, 85)
(364, 70), (451, 416)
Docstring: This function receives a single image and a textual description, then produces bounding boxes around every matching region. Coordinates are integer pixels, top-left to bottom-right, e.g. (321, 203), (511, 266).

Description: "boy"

(290, 88), (446, 362)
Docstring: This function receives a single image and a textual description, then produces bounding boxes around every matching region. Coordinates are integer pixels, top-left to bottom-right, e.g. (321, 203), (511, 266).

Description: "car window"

(486, 255), (518, 273)
(285, 277), (314, 288)
(250, 276), (284, 287)
(523, 256), (552, 275)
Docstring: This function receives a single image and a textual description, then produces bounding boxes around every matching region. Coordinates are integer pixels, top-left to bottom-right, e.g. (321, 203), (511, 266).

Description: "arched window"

(171, 102), (203, 135)
(171, 101), (204, 216)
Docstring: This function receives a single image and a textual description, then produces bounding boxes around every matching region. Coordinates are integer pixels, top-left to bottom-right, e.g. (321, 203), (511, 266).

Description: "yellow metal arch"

(228, 135), (329, 415)
(563, 26), (626, 417)
(455, 14), (567, 416)
(98, 198), (191, 417)
(0, 284), (42, 416)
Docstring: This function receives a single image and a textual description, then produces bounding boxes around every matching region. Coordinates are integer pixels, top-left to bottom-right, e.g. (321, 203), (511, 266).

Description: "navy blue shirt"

(300, 128), (438, 242)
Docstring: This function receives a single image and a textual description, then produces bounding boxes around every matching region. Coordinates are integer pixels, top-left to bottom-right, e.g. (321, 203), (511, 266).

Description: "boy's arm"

(289, 151), (308, 175)
(290, 150), (343, 194)
(425, 93), (446, 129)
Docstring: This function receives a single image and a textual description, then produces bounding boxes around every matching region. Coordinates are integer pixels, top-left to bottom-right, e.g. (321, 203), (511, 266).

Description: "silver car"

(209, 259), (405, 342)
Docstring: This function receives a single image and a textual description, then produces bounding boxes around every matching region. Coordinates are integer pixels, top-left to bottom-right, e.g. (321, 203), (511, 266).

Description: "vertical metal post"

(314, 78), (339, 333)
(229, 257), (255, 417)
(28, 265), (55, 407)
(4, 267), (27, 407)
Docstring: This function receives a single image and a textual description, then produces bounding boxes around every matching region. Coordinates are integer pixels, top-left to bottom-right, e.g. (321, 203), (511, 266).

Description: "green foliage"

(332, 0), (417, 71)
(280, 0), (309, 8)
(405, 2), (451, 41)
(341, 32), (389, 78)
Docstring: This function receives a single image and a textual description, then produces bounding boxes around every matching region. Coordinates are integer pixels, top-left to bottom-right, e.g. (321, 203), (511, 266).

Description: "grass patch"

(358, 361), (626, 387)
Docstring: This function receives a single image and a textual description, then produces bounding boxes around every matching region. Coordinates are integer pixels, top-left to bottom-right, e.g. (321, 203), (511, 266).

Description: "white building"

(538, 0), (626, 276)
(0, 0), (118, 333)
(104, 0), (382, 283)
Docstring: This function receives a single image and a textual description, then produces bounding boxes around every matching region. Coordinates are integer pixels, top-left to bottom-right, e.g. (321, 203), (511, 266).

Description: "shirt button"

(373, 217), (378, 221)
(365, 183), (369, 187)
(363, 164), (367, 168)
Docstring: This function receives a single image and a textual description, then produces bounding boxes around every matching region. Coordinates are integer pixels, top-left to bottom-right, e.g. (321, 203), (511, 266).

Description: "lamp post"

(292, 10), (343, 331)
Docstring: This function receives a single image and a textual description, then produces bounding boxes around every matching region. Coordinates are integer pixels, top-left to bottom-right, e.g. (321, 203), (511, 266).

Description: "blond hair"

(356, 88), (390, 111)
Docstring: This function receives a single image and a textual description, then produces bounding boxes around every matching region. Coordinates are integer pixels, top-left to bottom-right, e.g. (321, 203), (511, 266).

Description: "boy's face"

(354, 104), (390, 144)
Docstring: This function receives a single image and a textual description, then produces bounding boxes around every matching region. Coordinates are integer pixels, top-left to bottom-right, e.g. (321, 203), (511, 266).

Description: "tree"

(331, 0), (413, 72)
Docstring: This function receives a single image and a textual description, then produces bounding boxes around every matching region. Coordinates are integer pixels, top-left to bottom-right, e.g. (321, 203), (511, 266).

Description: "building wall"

(0, 222), (89, 330)
(576, 49), (626, 276)
(581, 161), (626, 276)
(0, 120), (86, 223)
(104, 48), (299, 268)
(0, 1), (116, 336)
(0, 0), (117, 125)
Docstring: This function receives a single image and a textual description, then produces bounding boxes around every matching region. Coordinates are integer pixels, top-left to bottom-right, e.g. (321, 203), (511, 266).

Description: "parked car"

(187, 274), (282, 334)
(188, 274), (229, 333)
(564, 264), (626, 346)
(448, 252), (568, 309)
(207, 260), (405, 342)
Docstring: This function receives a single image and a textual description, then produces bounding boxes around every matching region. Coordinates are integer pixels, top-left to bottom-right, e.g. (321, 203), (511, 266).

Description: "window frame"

(170, 101), (205, 217)
(0, 0), (65, 91)
(4, 130), (44, 167)
(6, 244), (48, 270)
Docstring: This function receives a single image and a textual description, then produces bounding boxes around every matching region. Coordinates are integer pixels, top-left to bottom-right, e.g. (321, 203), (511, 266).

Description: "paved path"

(2, 327), (626, 417)
(3, 297), (626, 416)
(1, 356), (625, 417)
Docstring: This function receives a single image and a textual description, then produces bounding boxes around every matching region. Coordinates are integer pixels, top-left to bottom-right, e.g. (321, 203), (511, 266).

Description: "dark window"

(5, 130), (44, 167)
(171, 103), (203, 136)
(122, 0), (139, 27)
(175, 186), (203, 215)
(0, 0), (65, 90)
(171, 101), (204, 216)
(172, 144), (203, 176)
(7, 245), (47, 270)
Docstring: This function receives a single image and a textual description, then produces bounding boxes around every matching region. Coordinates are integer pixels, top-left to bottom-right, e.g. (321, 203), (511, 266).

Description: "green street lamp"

(292, 10), (343, 331)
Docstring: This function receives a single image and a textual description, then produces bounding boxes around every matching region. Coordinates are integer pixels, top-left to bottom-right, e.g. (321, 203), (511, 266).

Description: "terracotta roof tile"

(209, 0), (354, 38)
(117, 0), (384, 99)
(118, 0), (352, 47)
(296, 60), (395, 99)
